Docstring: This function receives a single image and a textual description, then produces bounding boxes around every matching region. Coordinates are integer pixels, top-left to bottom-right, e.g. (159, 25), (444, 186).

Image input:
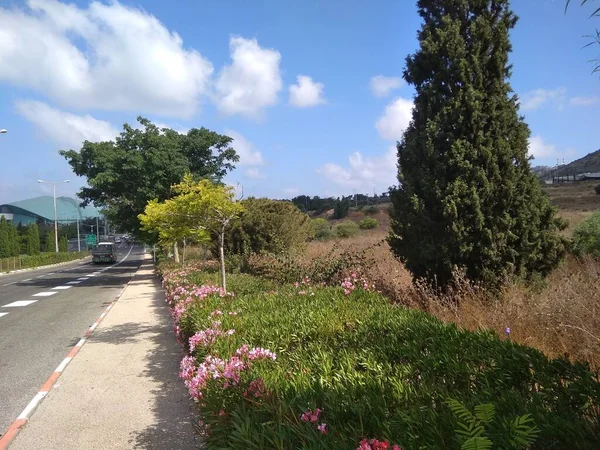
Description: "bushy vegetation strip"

(0, 251), (89, 273)
(160, 263), (600, 449)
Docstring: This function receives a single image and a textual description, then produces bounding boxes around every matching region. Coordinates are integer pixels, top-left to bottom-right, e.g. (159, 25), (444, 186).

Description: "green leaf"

(461, 437), (492, 450)
(473, 404), (495, 424)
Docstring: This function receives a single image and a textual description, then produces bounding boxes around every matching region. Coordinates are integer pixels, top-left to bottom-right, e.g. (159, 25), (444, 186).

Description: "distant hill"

(557, 149), (600, 176)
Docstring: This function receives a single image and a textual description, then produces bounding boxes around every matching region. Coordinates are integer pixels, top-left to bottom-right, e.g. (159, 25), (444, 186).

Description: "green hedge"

(0, 251), (90, 272)
(164, 270), (600, 449)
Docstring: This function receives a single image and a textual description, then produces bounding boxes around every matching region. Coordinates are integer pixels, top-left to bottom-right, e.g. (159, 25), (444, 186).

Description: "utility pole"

(76, 215), (81, 252)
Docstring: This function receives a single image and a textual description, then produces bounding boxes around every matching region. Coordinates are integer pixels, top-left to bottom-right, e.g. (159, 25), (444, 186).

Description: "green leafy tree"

(61, 117), (239, 238)
(333, 198), (349, 219)
(59, 235), (68, 253)
(44, 230), (56, 252)
(221, 198), (310, 256)
(8, 222), (20, 256)
(0, 216), (10, 258)
(389, 0), (566, 290)
(140, 174), (243, 290)
(27, 223), (41, 255)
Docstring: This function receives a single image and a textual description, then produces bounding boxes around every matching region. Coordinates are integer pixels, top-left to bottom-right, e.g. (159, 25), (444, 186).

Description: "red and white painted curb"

(0, 273), (136, 450)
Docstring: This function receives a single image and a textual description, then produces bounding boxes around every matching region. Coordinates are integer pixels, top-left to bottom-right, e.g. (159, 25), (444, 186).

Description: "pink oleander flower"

(318, 423), (328, 435)
(247, 347), (277, 361)
(179, 355), (195, 381)
(211, 310), (224, 317)
(299, 290), (306, 295)
(300, 408), (322, 423)
(219, 409), (226, 417)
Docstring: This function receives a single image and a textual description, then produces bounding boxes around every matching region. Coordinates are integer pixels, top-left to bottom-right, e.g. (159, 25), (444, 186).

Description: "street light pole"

(38, 179), (69, 253)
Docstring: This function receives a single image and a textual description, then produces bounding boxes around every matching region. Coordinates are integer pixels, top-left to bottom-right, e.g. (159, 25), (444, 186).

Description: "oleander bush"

(161, 265), (600, 449)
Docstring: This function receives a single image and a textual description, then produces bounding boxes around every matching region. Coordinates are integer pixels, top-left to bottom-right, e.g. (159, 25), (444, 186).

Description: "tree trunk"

(173, 241), (179, 263)
(182, 238), (186, 266)
(219, 227), (226, 291)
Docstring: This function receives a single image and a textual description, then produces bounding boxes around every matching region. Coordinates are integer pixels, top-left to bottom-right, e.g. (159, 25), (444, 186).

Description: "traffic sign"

(86, 234), (97, 246)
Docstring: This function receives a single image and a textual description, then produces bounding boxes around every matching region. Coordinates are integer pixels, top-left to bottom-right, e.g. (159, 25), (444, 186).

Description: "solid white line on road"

(32, 291), (58, 297)
(47, 273), (55, 275)
(3, 300), (37, 307)
(66, 281), (81, 285)
(52, 286), (72, 290)
(0, 312), (9, 318)
(17, 392), (47, 419)
(55, 357), (73, 373)
(76, 338), (86, 347)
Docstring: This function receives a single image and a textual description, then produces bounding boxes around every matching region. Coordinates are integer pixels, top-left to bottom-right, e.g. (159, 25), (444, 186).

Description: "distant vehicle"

(92, 242), (117, 264)
(115, 236), (122, 244)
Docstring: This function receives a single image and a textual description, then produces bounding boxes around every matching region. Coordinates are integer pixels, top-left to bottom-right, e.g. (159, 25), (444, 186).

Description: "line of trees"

(288, 192), (391, 214)
(0, 217), (72, 257)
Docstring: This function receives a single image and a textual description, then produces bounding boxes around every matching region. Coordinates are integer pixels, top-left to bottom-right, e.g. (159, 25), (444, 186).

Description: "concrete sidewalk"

(9, 258), (199, 449)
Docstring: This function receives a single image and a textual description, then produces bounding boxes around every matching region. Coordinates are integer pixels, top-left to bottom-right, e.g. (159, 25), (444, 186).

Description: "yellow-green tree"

(139, 174), (243, 290)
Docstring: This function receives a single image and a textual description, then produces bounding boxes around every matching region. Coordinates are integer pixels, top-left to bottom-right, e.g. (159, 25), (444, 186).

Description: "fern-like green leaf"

(461, 436), (492, 450)
(509, 414), (540, 446)
(473, 404), (495, 424)
(446, 398), (475, 425)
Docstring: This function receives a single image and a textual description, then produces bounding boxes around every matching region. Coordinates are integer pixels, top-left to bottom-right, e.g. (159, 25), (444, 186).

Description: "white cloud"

(0, 0), (213, 118)
(519, 88), (566, 111)
(282, 187), (299, 197)
(245, 168), (265, 179)
(570, 96), (600, 106)
(528, 136), (576, 164)
(375, 97), (413, 141)
(289, 75), (326, 108)
(318, 146), (397, 192)
(369, 75), (403, 97)
(224, 129), (264, 167)
(15, 99), (119, 148)
(214, 36), (282, 118)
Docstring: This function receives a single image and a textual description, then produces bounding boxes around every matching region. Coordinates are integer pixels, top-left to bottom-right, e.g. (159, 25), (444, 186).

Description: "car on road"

(92, 242), (117, 264)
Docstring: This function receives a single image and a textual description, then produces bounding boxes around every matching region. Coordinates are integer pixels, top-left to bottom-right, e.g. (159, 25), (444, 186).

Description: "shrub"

(334, 220), (359, 238)
(216, 198), (310, 257)
(309, 218), (332, 241)
(572, 211), (600, 258)
(332, 199), (349, 219)
(595, 184), (600, 195)
(364, 205), (378, 215)
(163, 267), (600, 449)
(358, 217), (379, 230)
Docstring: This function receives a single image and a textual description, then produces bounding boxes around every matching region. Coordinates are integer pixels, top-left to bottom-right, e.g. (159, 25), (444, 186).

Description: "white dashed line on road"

(3, 300), (37, 307)
(77, 277), (89, 281)
(22, 278), (32, 282)
(0, 312), (9, 318)
(32, 292), (58, 297)
(66, 281), (81, 285)
(52, 286), (72, 290)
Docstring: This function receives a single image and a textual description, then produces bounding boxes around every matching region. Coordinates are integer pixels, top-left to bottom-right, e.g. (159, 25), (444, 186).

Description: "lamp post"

(37, 179), (69, 253)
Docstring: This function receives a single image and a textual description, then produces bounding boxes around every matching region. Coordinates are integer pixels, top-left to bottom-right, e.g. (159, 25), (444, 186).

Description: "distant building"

(578, 172), (600, 181)
(0, 196), (101, 225)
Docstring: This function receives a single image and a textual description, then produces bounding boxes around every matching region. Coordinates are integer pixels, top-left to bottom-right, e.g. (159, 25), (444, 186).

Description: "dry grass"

(305, 230), (600, 371)
(543, 181), (600, 235)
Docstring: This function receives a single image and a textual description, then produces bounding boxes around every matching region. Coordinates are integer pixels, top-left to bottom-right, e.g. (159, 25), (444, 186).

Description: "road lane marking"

(22, 278), (32, 282)
(0, 312), (8, 318)
(32, 291), (58, 297)
(77, 277), (89, 281)
(67, 281), (81, 284)
(3, 300), (37, 307)
(52, 286), (72, 290)
(35, 275), (45, 278)
(76, 338), (86, 347)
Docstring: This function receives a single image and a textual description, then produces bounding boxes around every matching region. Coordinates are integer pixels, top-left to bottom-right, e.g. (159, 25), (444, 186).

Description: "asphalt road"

(0, 244), (145, 439)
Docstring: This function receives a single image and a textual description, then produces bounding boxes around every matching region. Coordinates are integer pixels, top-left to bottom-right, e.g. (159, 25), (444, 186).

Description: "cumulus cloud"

(15, 99), (119, 148)
(318, 146), (397, 192)
(369, 75), (403, 97)
(0, 0), (214, 118)
(224, 129), (264, 167)
(245, 168), (265, 179)
(214, 36), (283, 118)
(519, 88), (566, 111)
(528, 135), (576, 164)
(375, 97), (413, 141)
(289, 75), (326, 108)
(570, 96), (600, 106)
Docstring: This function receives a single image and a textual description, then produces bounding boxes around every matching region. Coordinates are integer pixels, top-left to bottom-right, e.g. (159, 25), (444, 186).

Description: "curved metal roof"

(0, 196), (101, 222)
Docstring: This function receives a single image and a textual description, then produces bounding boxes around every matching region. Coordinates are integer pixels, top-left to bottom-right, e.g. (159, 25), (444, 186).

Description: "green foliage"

(364, 205), (378, 215)
(446, 399), (539, 449)
(168, 269), (600, 449)
(0, 251), (88, 273)
(334, 220), (359, 238)
(60, 117), (239, 238)
(572, 211), (600, 258)
(44, 230), (56, 252)
(309, 218), (333, 241)
(389, 0), (566, 290)
(358, 217), (379, 230)
(221, 198), (310, 256)
(26, 223), (41, 256)
(0, 217), (20, 257)
(332, 199), (349, 219)
(59, 235), (68, 252)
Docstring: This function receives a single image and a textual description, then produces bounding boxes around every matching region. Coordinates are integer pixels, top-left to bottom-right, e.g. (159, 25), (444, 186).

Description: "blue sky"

(0, 0), (599, 205)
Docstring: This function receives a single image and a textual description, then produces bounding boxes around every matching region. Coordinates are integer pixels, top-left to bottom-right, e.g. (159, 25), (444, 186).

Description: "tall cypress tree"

(0, 217), (9, 258)
(8, 222), (20, 256)
(27, 223), (41, 255)
(389, 0), (565, 289)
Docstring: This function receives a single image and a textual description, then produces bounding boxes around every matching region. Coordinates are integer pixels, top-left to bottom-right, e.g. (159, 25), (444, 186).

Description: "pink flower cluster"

(301, 408), (328, 435)
(357, 438), (401, 450)
(188, 320), (235, 352)
(243, 378), (268, 398)
(294, 276), (311, 288)
(341, 272), (375, 295)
